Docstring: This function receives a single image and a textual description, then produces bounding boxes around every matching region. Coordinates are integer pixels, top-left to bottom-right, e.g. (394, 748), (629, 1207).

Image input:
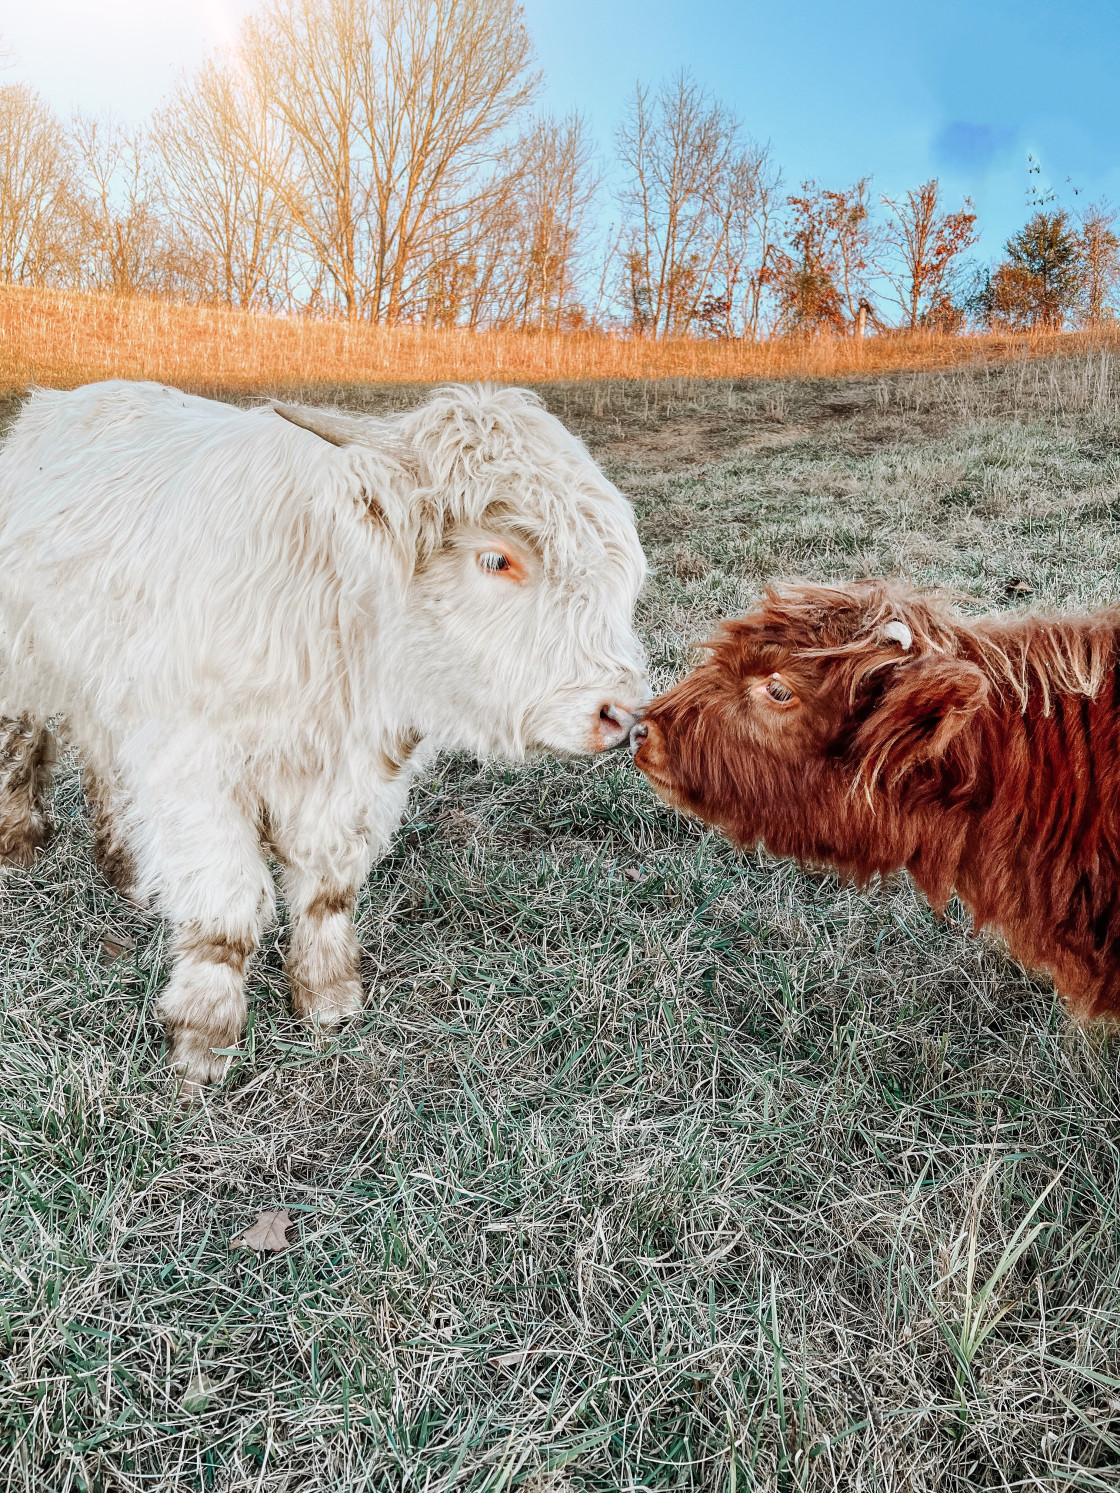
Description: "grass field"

(6, 284), (1120, 397)
(4, 356), (1120, 1490)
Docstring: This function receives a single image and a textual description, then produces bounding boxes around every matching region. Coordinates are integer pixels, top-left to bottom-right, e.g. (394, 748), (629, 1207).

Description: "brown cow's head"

(631, 581), (989, 875)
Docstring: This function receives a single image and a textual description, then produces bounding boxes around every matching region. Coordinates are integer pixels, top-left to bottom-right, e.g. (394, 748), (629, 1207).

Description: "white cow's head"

(274, 385), (648, 759)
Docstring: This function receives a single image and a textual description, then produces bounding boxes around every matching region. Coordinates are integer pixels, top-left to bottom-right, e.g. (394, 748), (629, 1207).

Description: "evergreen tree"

(992, 210), (1084, 329)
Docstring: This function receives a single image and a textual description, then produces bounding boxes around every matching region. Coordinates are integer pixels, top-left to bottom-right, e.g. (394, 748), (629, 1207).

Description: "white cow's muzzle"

(595, 701), (646, 752)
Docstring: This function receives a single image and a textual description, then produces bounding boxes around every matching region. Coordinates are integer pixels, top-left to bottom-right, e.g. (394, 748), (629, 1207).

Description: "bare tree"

(702, 140), (781, 338)
(239, 0), (537, 322)
(516, 113), (598, 329)
(0, 84), (77, 285)
(615, 73), (745, 337)
(473, 112), (599, 330)
(879, 180), (977, 329)
(741, 148), (783, 340)
(71, 114), (183, 296)
(829, 179), (877, 325)
(241, 0), (373, 319)
(1078, 201), (1120, 326)
(153, 55), (294, 310)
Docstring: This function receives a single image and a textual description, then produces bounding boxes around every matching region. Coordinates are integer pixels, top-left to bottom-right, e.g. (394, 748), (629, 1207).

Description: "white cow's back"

(0, 381), (388, 756)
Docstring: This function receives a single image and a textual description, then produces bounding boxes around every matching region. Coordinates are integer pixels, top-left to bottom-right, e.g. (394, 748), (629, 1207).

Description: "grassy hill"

(5, 283), (1120, 399)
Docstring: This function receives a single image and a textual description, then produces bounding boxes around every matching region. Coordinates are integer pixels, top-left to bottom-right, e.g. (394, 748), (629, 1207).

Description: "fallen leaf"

(623, 867), (645, 883)
(181, 1372), (216, 1413)
(100, 933), (135, 963)
(1005, 579), (1034, 595)
(231, 1209), (293, 1252)
(490, 1346), (540, 1367)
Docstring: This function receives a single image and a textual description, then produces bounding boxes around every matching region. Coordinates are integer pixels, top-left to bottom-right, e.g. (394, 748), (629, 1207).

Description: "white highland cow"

(0, 381), (647, 1087)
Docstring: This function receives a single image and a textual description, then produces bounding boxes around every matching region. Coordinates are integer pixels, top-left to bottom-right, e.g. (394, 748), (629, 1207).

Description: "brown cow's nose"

(629, 721), (649, 754)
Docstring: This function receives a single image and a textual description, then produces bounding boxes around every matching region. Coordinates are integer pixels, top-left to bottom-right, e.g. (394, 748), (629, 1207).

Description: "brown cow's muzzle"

(631, 717), (692, 812)
(629, 716), (671, 789)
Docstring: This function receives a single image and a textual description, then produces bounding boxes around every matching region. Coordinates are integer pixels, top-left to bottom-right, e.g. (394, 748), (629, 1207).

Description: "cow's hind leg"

(0, 716), (55, 867)
(85, 768), (146, 906)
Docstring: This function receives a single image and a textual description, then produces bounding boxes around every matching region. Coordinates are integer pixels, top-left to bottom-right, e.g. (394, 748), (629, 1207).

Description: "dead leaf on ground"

(1005, 578), (1035, 595)
(100, 933), (135, 963)
(231, 1209), (293, 1253)
(181, 1372), (216, 1413)
(673, 549), (708, 582)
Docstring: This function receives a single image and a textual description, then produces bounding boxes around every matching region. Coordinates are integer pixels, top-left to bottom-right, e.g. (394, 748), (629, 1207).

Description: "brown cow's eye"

(479, 551), (511, 572)
(766, 676), (795, 703)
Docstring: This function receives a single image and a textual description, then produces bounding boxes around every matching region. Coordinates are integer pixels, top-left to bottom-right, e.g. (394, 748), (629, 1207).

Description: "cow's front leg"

(132, 767), (275, 1088)
(271, 753), (421, 1030)
(280, 860), (366, 1027)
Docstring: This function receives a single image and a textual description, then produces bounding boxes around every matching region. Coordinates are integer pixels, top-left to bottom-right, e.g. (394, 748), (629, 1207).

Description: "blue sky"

(6, 0), (1119, 260)
(522, 0), (1120, 258)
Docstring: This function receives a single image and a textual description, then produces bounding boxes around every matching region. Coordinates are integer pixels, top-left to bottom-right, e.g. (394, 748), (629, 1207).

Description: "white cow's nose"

(598, 702), (644, 750)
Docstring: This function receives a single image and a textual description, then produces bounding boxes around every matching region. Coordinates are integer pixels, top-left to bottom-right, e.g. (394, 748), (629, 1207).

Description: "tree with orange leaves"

(772, 180), (875, 335)
(879, 180), (977, 330)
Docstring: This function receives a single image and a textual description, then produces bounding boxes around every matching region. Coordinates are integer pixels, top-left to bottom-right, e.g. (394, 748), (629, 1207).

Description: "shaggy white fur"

(0, 380), (647, 1086)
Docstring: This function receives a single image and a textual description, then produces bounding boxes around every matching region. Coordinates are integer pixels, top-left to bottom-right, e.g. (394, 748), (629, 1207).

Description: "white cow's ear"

(272, 402), (360, 447)
(881, 619), (913, 650)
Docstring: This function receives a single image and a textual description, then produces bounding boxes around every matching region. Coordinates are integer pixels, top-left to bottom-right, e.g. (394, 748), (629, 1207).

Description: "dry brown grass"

(6, 283), (1120, 398)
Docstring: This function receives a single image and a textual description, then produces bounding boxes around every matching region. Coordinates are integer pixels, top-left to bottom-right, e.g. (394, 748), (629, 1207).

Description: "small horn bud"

(881, 619), (912, 650)
(272, 401), (358, 447)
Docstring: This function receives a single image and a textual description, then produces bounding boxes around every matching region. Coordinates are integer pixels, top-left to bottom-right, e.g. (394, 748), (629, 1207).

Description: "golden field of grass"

(5, 283), (1120, 397)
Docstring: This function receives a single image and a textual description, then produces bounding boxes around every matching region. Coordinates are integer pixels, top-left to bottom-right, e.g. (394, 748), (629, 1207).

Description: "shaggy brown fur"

(633, 579), (1120, 1020)
(176, 929), (254, 973)
(0, 716), (55, 867)
(378, 728), (423, 781)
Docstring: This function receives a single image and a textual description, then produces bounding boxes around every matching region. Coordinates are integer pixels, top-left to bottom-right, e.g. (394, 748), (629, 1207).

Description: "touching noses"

(629, 720), (648, 753)
(597, 702), (645, 751)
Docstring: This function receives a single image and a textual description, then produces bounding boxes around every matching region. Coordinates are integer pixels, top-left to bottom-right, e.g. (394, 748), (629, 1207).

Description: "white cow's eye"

(478, 551), (511, 572)
(766, 675), (795, 703)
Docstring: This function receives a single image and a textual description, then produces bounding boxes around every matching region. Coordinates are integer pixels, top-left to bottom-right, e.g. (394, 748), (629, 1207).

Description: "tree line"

(2, 0), (1118, 337)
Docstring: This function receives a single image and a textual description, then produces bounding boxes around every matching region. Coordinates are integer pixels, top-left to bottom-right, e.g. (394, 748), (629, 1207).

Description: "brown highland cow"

(631, 579), (1120, 1019)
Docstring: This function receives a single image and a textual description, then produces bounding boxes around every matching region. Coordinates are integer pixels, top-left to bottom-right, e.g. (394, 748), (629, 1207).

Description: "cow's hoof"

(294, 977), (365, 1028)
(162, 1020), (237, 1087)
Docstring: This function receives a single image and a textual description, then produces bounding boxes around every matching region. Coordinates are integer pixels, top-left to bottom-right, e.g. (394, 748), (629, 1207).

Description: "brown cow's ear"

(855, 657), (988, 792)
